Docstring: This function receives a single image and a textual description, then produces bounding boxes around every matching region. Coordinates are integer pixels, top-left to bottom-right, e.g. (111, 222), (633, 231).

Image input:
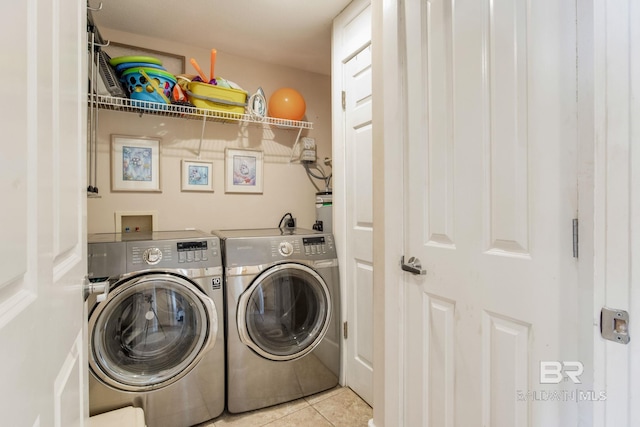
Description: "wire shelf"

(90, 94), (313, 129)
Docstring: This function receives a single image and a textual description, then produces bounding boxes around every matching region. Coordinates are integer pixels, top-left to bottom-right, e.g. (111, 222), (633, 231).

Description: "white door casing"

(370, 0), (405, 425)
(0, 0), (88, 426)
(402, 0), (580, 426)
(590, 0), (639, 425)
(333, 0), (374, 406)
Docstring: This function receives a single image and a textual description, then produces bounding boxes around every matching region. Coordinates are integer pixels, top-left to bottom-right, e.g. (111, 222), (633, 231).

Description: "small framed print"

(181, 159), (214, 192)
(111, 135), (161, 192)
(225, 148), (263, 194)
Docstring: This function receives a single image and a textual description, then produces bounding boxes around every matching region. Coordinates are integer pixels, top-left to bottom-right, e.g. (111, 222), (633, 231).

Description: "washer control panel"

(143, 247), (163, 265)
(129, 238), (221, 269)
(177, 240), (210, 263)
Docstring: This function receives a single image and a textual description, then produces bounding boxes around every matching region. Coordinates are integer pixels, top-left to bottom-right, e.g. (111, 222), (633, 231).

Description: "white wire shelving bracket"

(92, 94), (313, 129)
(91, 95), (312, 158)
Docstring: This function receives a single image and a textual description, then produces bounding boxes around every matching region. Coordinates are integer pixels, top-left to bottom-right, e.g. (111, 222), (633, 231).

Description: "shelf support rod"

(289, 127), (304, 164)
(197, 114), (207, 159)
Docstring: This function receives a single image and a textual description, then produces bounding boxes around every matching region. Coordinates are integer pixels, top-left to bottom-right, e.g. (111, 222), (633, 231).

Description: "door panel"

(345, 44), (374, 406)
(0, 0), (87, 425)
(421, 0), (455, 248)
(403, 0), (578, 426)
(0, 0), (33, 313)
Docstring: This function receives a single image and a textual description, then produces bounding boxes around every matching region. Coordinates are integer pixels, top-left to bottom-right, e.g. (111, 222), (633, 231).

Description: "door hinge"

(341, 91), (346, 110)
(572, 218), (579, 258)
(343, 321), (348, 339)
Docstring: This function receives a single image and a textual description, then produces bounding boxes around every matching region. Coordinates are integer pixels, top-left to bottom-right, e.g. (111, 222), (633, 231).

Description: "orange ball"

(268, 88), (306, 121)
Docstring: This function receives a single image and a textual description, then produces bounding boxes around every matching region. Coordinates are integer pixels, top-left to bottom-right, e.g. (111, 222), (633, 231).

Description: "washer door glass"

(238, 263), (331, 361)
(89, 273), (216, 392)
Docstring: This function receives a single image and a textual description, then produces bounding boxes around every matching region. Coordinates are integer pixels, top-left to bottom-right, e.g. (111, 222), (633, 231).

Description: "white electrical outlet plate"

(301, 137), (316, 162)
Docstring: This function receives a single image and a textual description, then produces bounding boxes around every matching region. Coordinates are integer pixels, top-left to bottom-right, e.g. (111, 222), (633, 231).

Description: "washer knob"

(279, 241), (294, 257)
(143, 247), (163, 265)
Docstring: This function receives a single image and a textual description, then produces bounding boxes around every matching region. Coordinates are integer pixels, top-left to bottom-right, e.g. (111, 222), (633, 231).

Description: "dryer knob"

(143, 247), (163, 265)
(279, 241), (294, 256)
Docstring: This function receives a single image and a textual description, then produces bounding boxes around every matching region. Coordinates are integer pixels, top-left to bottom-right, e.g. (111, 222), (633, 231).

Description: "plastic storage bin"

(186, 81), (247, 114)
(121, 67), (176, 105)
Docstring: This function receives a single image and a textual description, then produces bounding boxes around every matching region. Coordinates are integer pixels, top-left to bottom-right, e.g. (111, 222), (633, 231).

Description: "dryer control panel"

(268, 235), (336, 260)
(217, 229), (338, 266)
(278, 241), (294, 256)
(302, 236), (331, 256)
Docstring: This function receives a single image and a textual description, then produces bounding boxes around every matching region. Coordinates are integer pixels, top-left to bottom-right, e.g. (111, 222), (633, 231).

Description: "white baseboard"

(368, 419), (376, 427)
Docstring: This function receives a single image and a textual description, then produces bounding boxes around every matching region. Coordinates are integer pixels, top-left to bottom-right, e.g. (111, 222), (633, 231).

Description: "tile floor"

(197, 386), (372, 427)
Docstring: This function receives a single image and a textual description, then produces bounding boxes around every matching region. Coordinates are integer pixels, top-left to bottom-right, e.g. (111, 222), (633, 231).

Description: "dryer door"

(89, 272), (217, 392)
(237, 263), (332, 361)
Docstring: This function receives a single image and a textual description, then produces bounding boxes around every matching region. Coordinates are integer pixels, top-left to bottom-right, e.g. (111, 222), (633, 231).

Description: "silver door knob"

(401, 256), (426, 275)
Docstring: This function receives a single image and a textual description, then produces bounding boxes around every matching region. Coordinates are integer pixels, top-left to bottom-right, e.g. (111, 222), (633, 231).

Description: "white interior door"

(333, 0), (373, 407)
(0, 0), (88, 425)
(344, 44), (374, 405)
(402, 0), (580, 425)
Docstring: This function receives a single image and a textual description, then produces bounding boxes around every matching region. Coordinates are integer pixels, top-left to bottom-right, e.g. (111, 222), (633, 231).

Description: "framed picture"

(111, 135), (161, 192)
(225, 148), (263, 194)
(181, 159), (214, 192)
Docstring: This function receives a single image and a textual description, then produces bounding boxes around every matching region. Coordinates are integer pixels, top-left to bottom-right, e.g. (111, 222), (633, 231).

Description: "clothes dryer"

(87, 230), (224, 427)
(214, 228), (340, 413)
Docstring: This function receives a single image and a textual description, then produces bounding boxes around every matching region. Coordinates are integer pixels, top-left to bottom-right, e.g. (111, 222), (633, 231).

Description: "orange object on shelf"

(189, 58), (208, 82)
(210, 49), (217, 82)
(268, 88), (306, 121)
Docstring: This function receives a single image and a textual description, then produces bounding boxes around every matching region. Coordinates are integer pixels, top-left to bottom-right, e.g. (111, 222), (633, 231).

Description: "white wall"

(88, 28), (332, 234)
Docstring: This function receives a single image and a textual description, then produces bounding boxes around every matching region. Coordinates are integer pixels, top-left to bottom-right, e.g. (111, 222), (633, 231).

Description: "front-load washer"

(214, 228), (340, 414)
(87, 230), (224, 427)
